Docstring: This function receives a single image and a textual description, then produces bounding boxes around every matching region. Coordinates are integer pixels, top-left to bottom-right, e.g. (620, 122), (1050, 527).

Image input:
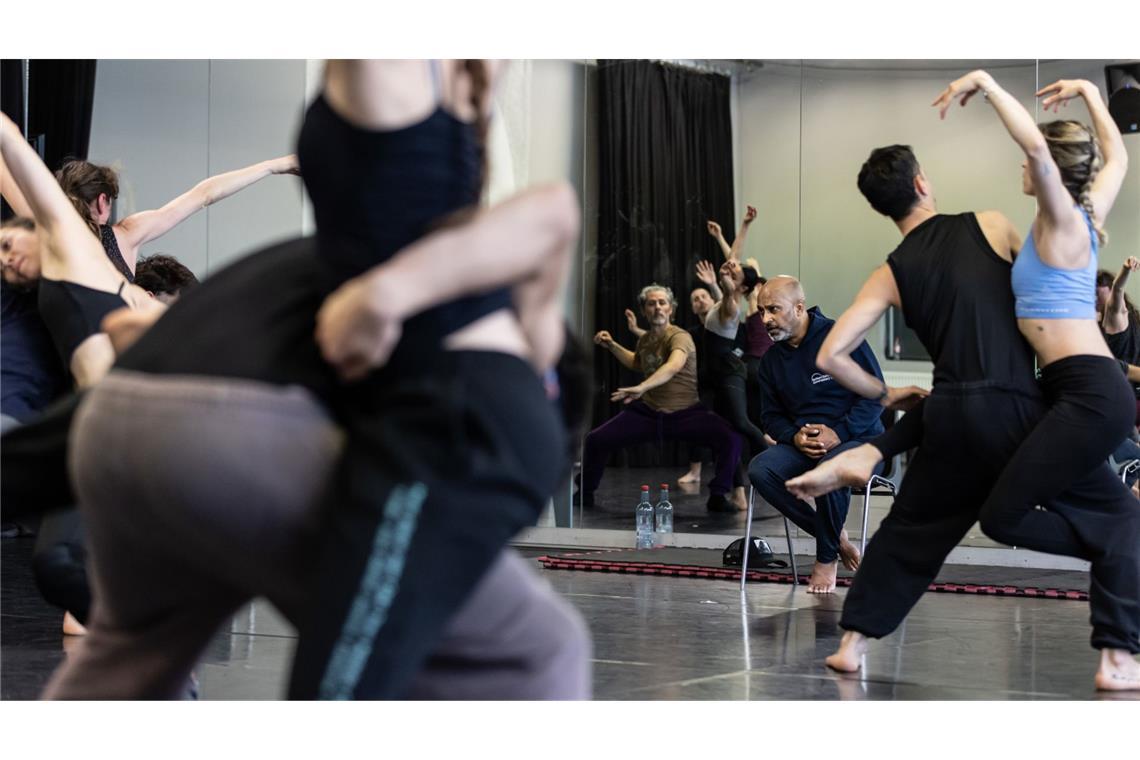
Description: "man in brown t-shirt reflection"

(581, 284), (745, 513)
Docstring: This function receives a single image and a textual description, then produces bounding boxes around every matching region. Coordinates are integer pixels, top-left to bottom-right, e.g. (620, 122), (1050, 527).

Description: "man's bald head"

(761, 276), (805, 305)
(759, 276), (809, 344)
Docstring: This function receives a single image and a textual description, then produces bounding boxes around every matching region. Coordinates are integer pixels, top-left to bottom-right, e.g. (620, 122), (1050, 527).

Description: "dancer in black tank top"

(785, 145), (1140, 691)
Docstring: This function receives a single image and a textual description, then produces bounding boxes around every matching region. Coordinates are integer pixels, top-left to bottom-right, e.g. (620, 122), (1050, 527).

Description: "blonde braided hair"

(1040, 120), (1108, 247)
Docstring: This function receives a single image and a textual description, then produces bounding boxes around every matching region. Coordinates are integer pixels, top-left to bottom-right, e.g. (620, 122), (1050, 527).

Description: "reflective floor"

(1, 538), (1130, 700)
(579, 465), (1005, 549)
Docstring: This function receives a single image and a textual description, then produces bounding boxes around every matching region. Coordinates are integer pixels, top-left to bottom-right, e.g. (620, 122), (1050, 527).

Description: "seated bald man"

(748, 276), (885, 592)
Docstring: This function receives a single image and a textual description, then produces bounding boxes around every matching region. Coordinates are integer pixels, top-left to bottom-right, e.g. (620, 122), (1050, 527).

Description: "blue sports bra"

(1010, 207), (1098, 320)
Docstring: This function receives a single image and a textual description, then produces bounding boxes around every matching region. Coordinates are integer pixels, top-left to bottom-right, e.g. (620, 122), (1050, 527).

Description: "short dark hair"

(1097, 269), (1115, 289)
(134, 254), (198, 296)
(690, 283), (714, 298)
(857, 145), (921, 221)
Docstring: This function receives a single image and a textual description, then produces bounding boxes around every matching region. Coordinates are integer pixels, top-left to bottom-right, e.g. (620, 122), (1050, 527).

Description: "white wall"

(734, 60), (1139, 372)
(88, 60), (306, 279)
(488, 60), (591, 332)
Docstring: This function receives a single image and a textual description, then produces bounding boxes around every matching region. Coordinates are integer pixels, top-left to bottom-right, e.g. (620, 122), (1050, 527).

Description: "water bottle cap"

(660, 483), (668, 489)
(641, 485), (649, 490)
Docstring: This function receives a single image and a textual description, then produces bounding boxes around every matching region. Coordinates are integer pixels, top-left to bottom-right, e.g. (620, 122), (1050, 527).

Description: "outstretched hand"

(594, 330), (615, 348)
(882, 385), (930, 412)
(611, 385), (645, 404)
(743, 205), (757, 225)
(624, 308), (641, 333)
(706, 220), (722, 239)
(932, 70), (994, 119)
(1036, 79), (1088, 114)
(695, 259), (717, 287)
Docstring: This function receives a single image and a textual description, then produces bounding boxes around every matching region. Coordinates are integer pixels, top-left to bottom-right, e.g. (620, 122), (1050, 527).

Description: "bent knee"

(525, 591), (592, 698)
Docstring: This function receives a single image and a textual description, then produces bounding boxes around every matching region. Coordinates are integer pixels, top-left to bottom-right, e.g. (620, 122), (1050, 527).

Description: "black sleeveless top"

(120, 63), (513, 390)
(99, 225), (134, 283)
(887, 213), (1039, 396)
(296, 64), (512, 369)
(37, 278), (127, 366)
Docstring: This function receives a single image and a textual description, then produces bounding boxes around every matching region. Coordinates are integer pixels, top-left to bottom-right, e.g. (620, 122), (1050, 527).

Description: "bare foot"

(786, 443), (882, 499)
(62, 611), (87, 636)
(678, 464), (702, 485)
(732, 486), (748, 512)
(807, 560), (839, 594)
(825, 630), (868, 673)
(838, 529), (861, 572)
(1095, 648), (1140, 691)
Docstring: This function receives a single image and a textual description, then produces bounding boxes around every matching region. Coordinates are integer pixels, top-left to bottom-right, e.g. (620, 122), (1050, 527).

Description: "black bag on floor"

(722, 536), (789, 569)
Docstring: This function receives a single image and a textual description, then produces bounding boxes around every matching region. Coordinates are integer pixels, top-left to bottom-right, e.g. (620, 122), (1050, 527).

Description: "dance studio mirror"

(77, 60), (310, 277)
(12, 59), (1133, 557)
(544, 58), (1140, 560)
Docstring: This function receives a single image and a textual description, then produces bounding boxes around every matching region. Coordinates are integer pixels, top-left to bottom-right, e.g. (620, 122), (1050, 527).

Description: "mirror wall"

(18, 59), (1135, 552)
(547, 58), (1140, 556)
(84, 60), (308, 279)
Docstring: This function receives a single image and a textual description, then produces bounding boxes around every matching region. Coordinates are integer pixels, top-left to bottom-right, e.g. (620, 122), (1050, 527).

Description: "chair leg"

(783, 516), (798, 586)
(860, 480), (872, 556)
(740, 486), (756, 592)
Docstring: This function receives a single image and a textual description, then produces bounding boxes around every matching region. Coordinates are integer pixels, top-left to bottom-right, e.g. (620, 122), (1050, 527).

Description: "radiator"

(882, 369), (934, 391)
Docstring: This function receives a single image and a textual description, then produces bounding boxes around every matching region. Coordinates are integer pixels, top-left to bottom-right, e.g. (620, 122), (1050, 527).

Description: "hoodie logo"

(811, 372), (832, 385)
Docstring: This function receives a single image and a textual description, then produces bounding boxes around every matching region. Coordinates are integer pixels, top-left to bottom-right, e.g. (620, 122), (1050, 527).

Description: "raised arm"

(728, 205), (757, 261)
(1038, 78), (1129, 221)
(594, 329), (637, 372)
(0, 113), (101, 272)
(694, 259), (723, 302)
(815, 264), (901, 400)
(1104, 257), (1139, 334)
(934, 71), (1076, 239)
(706, 220), (732, 259)
(715, 264), (740, 324)
(0, 149), (34, 219)
(1, 114), (82, 238)
(115, 154), (299, 261)
(624, 309), (647, 339)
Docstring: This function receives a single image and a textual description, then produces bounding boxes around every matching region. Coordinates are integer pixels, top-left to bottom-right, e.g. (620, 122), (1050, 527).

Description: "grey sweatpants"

(43, 370), (590, 699)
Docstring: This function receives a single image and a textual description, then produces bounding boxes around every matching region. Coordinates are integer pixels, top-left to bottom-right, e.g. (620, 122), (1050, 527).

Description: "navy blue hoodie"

(758, 306), (885, 445)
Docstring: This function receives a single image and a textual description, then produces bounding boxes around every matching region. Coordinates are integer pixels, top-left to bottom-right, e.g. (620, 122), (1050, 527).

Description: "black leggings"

(978, 356), (1136, 556)
(847, 371), (1140, 653)
(32, 509), (89, 623)
(288, 352), (566, 698)
(711, 372), (767, 456)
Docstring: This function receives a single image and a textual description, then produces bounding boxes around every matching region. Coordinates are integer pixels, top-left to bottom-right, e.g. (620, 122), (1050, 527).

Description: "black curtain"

(594, 60), (736, 465)
(1, 60), (27, 221)
(1, 60), (96, 220)
(27, 60), (97, 173)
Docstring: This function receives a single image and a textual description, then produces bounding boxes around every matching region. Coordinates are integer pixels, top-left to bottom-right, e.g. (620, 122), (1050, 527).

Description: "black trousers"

(32, 509), (89, 623)
(288, 351), (567, 699)
(846, 372), (1140, 653)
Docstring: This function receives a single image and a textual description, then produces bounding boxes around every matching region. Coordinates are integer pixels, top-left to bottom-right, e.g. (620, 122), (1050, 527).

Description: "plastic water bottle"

(654, 483), (674, 543)
(635, 485), (654, 549)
